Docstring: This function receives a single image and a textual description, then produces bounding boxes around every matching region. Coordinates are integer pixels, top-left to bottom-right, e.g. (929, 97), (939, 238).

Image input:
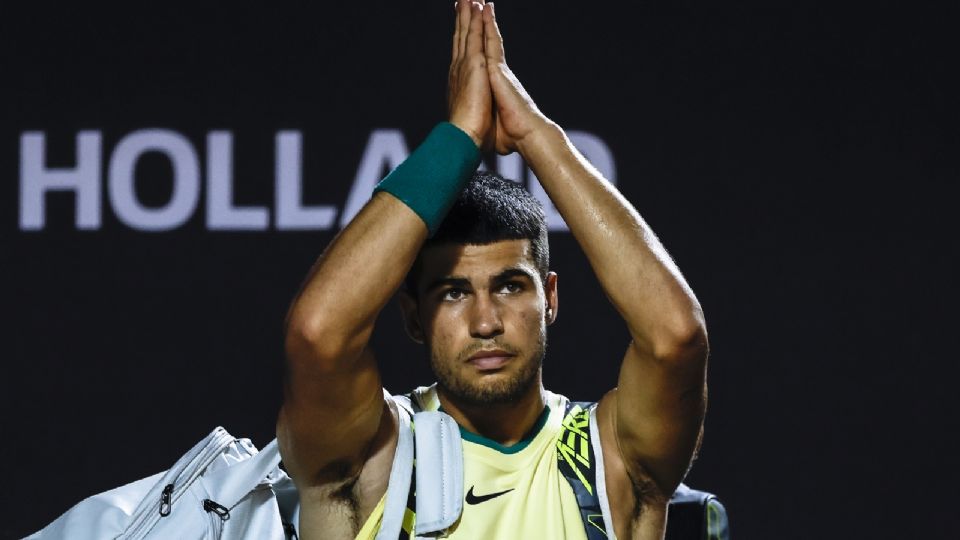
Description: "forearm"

(279, 0), (493, 482)
(523, 122), (707, 493)
(286, 122), (482, 368)
(519, 123), (705, 357)
(285, 193), (427, 367)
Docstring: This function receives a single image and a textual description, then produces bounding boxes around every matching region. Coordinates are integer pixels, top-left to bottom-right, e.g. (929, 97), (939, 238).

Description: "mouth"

(467, 349), (516, 371)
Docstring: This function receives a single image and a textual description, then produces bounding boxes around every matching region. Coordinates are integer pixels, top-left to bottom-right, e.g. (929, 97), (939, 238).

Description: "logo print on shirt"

(465, 486), (515, 505)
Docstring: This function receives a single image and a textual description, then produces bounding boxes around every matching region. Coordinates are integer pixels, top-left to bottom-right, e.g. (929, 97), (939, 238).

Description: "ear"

(544, 271), (559, 325)
(398, 289), (425, 344)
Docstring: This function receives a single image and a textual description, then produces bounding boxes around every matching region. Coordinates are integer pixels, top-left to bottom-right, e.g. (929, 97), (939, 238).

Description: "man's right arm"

(278, 192), (427, 485)
(277, 0), (491, 489)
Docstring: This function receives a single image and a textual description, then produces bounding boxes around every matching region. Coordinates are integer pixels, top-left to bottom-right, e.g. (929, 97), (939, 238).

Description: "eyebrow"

(492, 268), (536, 284)
(425, 267), (536, 293)
(424, 276), (471, 293)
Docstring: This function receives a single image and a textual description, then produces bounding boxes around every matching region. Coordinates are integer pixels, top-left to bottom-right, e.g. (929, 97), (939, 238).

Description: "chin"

(437, 361), (541, 407)
(431, 331), (547, 407)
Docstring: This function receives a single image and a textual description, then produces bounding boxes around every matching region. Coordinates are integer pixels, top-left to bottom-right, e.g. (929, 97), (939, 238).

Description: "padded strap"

(413, 411), (463, 536)
(377, 399), (415, 540)
(557, 401), (608, 540)
(589, 406), (616, 540)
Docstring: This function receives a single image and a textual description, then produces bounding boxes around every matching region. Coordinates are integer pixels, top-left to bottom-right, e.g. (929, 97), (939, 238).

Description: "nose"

(469, 293), (504, 339)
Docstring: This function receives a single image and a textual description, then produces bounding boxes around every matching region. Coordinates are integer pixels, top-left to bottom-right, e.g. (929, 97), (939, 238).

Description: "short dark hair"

(405, 170), (549, 294)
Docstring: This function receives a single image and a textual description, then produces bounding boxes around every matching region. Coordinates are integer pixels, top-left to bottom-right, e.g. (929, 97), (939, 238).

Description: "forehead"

(416, 239), (537, 286)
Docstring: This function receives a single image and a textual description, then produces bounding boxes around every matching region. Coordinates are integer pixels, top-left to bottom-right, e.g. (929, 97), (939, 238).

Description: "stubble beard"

(430, 327), (547, 407)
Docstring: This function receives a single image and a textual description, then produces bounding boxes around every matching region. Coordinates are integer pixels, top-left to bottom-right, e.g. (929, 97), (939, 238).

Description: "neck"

(437, 375), (547, 446)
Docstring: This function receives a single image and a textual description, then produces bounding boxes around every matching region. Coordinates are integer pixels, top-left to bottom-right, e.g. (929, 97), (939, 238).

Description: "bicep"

(607, 339), (707, 495)
(277, 345), (387, 487)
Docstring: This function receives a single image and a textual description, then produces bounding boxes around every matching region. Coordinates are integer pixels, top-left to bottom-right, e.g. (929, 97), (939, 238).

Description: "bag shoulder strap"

(378, 390), (465, 540)
(376, 395), (415, 540)
(411, 410), (463, 537)
(562, 402), (732, 540)
(557, 400), (611, 539)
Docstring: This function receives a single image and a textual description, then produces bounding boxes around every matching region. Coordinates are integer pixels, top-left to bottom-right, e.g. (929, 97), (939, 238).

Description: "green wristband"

(374, 122), (481, 236)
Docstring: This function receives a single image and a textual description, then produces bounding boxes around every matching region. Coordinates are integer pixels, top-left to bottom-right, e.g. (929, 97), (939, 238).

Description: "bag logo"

(557, 404), (594, 495)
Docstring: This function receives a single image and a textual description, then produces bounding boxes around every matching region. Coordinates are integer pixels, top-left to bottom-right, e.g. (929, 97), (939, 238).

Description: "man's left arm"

(482, 5), (708, 498)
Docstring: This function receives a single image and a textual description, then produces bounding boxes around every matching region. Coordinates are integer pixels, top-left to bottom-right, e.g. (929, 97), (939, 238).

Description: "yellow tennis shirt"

(356, 385), (588, 539)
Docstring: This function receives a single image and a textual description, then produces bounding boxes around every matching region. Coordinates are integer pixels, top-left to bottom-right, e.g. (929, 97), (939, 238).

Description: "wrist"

(448, 118), (485, 149)
(515, 118), (562, 157)
(374, 122), (481, 236)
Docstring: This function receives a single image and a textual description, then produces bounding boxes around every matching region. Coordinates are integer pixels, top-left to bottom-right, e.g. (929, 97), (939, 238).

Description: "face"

(402, 239), (558, 407)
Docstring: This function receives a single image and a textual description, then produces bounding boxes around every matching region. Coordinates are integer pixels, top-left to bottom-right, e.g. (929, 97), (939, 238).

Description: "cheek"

(508, 302), (545, 336)
(425, 307), (465, 351)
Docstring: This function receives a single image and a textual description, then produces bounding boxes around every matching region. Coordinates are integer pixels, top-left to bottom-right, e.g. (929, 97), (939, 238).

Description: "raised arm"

(481, 5), (708, 499)
(278, 0), (492, 487)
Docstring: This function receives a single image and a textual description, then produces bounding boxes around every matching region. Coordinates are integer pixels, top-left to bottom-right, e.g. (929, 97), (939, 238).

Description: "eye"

(441, 288), (466, 302)
(498, 281), (523, 294)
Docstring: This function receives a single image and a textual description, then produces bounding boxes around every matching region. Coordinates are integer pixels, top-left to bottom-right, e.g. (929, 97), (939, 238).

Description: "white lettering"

(206, 131), (269, 230)
(275, 131), (336, 230)
(108, 129), (200, 231)
(339, 129), (410, 227)
(16, 128), (617, 233)
(19, 131), (101, 230)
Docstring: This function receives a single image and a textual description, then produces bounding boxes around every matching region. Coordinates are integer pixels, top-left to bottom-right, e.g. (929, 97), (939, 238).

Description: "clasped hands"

(447, 0), (553, 155)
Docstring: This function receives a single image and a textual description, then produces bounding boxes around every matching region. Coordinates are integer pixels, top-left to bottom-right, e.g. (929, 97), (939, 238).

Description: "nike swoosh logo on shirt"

(465, 486), (515, 505)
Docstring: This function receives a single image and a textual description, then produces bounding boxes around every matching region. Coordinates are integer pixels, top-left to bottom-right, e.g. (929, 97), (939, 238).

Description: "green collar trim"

(454, 405), (551, 454)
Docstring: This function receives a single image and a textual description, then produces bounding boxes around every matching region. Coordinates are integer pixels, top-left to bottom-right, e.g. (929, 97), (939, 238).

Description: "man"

(277, 2), (708, 539)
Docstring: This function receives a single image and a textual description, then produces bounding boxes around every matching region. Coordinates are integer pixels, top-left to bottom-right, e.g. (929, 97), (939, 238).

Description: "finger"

(483, 2), (505, 63)
(457, 0), (472, 62)
(464, 1), (485, 57)
(452, 0), (462, 60)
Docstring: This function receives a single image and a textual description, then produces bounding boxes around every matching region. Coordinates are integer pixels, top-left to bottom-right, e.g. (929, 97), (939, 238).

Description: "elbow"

(284, 313), (360, 373)
(650, 312), (709, 367)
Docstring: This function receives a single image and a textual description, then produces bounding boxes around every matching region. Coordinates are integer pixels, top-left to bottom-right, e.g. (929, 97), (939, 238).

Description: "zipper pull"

(203, 499), (231, 521)
(159, 484), (174, 517)
(283, 522), (299, 539)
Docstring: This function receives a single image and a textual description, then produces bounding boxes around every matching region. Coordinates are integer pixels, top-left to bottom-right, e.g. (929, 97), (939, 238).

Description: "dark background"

(2, 3), (957, 538)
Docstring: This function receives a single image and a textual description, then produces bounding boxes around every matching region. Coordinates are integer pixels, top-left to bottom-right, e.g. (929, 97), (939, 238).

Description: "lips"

(468, 349), (515, 371)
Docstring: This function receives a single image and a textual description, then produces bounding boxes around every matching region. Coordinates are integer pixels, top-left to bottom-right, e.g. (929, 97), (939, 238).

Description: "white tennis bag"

(28, 427), (300, 540)
(28, 395), (463, 540)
